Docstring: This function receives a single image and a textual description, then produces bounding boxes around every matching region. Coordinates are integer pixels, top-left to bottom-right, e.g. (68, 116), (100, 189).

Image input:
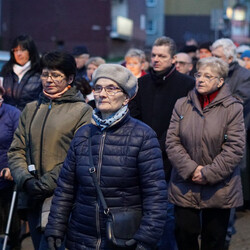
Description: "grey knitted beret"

(92, 64), (138, 98)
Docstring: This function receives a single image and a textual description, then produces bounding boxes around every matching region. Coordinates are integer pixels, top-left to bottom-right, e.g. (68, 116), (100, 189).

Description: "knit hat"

(199, 42), (212, 52)
(92, 64), (138, 98)
(72, 45), (89, 56)
(236, 45), (250, 54)
(241, 50), (250, 59)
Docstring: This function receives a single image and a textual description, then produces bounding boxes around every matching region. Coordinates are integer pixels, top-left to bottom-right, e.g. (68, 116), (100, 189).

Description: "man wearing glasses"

(174, 52), (193, 75)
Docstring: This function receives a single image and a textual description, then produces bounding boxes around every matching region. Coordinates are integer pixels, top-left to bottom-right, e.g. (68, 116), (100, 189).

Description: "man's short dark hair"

(153, 36), (176, 58)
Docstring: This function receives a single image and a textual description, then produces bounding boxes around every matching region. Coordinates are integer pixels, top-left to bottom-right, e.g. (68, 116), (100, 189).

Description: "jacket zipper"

(96, 131), (106, 250)
(39, 100), (52, 175)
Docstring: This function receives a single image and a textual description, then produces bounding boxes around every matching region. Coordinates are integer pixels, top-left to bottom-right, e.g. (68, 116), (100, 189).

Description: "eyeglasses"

(175, 61), (191, 66)
(41, 72), (65, 82)
(194, 72), (219, 81)
(11, 48), (27, 53)
(93, 85), (123, 96)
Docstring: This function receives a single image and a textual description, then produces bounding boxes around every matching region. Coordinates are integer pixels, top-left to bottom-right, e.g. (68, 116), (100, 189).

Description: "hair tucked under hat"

(92, 64), (138, 98)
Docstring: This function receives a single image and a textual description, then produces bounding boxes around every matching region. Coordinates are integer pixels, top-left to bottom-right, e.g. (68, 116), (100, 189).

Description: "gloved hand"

(126, 239), (137, 246)
(24, 178), (50, 200)
(47, 236), (62, 250)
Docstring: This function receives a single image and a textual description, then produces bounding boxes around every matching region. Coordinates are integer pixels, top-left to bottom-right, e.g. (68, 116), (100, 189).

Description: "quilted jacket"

(166, 84), (245, 209)
(2, 69), (42, 110)
(45, 112), (168, 249)
(0, 103), (20, 189)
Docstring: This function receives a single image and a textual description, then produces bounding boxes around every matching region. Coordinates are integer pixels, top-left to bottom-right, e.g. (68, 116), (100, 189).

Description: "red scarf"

(198, 89), (220, 109)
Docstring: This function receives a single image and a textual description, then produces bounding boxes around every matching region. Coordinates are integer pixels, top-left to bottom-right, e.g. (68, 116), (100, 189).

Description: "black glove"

(24, 178), (49, 200)
(47, 236), (62, 250)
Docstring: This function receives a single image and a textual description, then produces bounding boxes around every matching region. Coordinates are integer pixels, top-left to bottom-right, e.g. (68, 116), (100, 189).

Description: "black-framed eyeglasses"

(41, 72), (65, 82)
(93, 85), (124, 96)
(194, 72), (219, 81)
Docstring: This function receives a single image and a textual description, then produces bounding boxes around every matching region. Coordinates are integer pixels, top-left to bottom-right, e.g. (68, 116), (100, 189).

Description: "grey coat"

(166, 84), (245, 209)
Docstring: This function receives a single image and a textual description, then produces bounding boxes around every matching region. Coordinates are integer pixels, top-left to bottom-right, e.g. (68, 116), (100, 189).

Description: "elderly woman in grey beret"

(45, 64), (167, 250)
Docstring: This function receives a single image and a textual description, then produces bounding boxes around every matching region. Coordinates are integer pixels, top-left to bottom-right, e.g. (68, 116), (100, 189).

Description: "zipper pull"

(48, 100), (52, 110)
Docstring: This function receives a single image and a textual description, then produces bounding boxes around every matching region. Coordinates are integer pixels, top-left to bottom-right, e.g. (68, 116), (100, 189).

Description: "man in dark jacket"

(129, 36), (195, 250)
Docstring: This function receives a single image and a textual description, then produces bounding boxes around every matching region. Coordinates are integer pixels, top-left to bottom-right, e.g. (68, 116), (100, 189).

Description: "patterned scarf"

(92, 105), (128, 130)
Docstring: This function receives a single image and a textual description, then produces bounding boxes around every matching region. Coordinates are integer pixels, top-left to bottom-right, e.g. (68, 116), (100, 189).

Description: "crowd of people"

(0, 33), (249, 250)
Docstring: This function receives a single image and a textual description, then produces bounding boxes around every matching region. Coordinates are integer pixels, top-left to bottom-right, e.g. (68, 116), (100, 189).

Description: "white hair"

(211, 38), (237, 62)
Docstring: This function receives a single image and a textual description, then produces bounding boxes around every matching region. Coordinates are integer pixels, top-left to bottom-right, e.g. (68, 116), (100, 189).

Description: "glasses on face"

(194, 72), (219, 81)
(41, 72), (65, 82)
(11, 48), (27, 53)
(175, 61), (191, 66)
(93, 85), (123, 96)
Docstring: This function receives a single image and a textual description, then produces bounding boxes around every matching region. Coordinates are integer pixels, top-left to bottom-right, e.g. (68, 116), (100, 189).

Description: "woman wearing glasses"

(166, 57), (245, 250)
(8, 51), (93, 250)
(0, 34), (42, 110)
(45, 64), (167, 250)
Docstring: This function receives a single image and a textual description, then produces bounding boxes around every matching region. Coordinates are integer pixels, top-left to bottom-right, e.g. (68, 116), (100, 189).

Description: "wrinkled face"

(212, 46), (232, 64)
(125, 57), (143, 77)
(41, 68), (73, 95)
(174, 54), (193, 74)
(199, 48), (212, 59)
(87, 63), (98, 81)
(195, 66), (224, 96)
(13, 45), (30, 66)
(94, 78), (129, 119)
(74, 54), (89, 69)
(151, 45), (173, 72)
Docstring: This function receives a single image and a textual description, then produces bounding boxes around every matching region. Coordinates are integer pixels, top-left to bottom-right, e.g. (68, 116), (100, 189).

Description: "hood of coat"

(39, 85), (85, 104)
(188, 83), (243, 113)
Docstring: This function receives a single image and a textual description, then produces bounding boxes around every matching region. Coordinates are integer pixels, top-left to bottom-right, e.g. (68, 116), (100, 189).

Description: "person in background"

(167, 57), (245, 250)
(241, 50), (250, 70)
(129, 36), (195, 250)
(124, 48), (147, 78)
(236, 44), (250, 59)
(8, 51), (93, 250)
(86, 56), (106, 86)
(0, 34), (42, 111)
(198, 42), (212, 59)
(85, 56), (106, 107)
(212, 38), (250, 249)
(179, 45), (198, 77)
(0, 86), (21, 250)
(45, 64), (167, 250)
(174, 52), (193, 75)
(72, 45), (90, 80)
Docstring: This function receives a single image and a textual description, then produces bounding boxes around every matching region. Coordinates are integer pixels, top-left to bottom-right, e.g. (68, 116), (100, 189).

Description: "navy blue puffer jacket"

(45, 113), (167, 249)
(0, 103), (20, 189)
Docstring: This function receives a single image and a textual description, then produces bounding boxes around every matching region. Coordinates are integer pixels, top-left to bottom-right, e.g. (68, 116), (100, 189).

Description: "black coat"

(45, 113), (167, 249)
(129, 66), (195, 179)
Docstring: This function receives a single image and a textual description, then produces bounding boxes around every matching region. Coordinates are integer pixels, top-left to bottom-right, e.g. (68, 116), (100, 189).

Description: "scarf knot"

(92, 105), (128, 130)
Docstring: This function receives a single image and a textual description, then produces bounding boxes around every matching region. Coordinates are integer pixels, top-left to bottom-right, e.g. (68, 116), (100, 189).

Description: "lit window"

(146, 0), (157, 7)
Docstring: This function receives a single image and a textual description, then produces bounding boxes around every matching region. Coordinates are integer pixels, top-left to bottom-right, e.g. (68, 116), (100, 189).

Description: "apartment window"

(146, 0), (157, 7)
(146, 19), (157, 35)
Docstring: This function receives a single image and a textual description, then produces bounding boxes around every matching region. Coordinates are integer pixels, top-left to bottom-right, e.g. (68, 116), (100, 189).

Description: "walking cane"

(2, 170), (17, 250)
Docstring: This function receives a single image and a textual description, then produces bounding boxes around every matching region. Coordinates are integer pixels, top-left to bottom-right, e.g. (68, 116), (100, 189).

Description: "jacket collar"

(188, 83), (242, 113)
(150, 65), (176, 81)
